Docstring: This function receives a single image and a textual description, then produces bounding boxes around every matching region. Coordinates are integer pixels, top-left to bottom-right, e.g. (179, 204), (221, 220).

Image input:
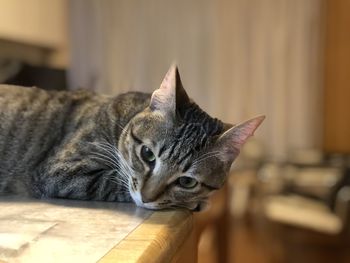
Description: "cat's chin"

(129, 189), (201, 211)
(137, 202), (165, 210)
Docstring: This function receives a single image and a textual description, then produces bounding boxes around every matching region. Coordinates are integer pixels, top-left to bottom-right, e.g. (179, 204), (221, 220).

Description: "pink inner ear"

(160, 64), (177, 91)
(232, 116), (265, 149)
(225, 116), (265, 149)
(150, 65), (177, 111)
(217, 116), (265, 164)
(150, 86), (173, 106)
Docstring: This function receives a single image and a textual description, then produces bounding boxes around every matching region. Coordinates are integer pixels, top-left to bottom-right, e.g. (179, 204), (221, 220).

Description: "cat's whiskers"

(89, 142), (119, 162)
(192, 151), (219, 162)
(192, 154), (223, 169)
(109, 177), (129, 188)
(88, 141), (134, 189)
(90, 155), (130, 187)
(89, 156), (131, 183)
(191, 151), (222, 167)
(103, 141), (135, 175)
(108, 171), (130, 189)
(90, 152), (119, 168)
(193, 153), (222, 165)
(115, 122), (128, 135)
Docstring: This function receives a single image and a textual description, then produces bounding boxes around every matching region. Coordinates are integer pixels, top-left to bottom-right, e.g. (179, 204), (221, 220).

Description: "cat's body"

(0, 66), (264, 210)
(0, 85), (147, 201)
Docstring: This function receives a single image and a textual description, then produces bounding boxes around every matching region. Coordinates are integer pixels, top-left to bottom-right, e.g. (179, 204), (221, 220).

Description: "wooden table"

(0, 197), (195, 263)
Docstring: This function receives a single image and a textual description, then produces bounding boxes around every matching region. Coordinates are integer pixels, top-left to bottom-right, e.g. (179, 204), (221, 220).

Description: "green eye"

(141, 146), (156, 165)
(177, 176), (198, 189)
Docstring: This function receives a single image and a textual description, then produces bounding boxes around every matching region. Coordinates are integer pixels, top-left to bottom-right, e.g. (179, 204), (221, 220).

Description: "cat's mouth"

(128, 181), (203, 211)
(129, 190), (169, 210)
(129, 189), (202, 211)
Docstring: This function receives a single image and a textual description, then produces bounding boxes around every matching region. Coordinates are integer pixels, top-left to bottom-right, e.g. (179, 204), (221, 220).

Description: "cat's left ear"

(150, 64), (190, 118)
(216, 116), (265, 164)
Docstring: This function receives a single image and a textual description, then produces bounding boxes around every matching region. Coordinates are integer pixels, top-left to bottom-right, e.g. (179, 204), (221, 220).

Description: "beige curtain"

(69, 0), (324, 161)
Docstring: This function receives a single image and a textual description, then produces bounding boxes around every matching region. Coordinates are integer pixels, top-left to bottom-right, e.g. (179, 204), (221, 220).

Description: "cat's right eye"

(177, 176), (198, 189)
(140, 146), (156, 165)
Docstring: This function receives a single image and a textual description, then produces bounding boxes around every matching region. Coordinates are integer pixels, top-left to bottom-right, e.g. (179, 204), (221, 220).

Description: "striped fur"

(0, 66), (264, 211)
(0, 84), (149, 202)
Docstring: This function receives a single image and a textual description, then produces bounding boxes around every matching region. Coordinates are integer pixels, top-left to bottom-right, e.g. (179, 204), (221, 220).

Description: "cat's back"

(0, 85), (55, 141)
(0, 84), (43, 106)
(0, 85), (102, 135)
(0, 85), (106, 174)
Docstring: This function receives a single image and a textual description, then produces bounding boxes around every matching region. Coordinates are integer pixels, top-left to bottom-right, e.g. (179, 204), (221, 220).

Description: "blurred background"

(0, 0), (349, 262)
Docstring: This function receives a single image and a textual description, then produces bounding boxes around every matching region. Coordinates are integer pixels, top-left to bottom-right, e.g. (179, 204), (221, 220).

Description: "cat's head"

(118, 65), (264, 211)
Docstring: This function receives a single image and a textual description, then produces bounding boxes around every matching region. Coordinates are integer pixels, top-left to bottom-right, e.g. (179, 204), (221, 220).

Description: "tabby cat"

(0, 65), (264, 211)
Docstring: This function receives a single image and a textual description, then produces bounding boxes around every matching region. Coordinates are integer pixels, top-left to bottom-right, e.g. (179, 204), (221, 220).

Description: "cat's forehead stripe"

(165, 124), (206, 166)
(161, 103), (225, 169)
(158, 145), (166, 157)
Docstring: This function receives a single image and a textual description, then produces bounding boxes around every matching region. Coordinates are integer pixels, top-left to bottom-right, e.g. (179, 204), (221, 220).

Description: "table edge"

(98, 210), (193, 263)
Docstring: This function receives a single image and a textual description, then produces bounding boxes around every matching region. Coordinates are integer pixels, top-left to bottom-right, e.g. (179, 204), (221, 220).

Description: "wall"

(0, 0), (69, 67)
(323, 0), (350, 153)
(213, 0), (325, 160)
(69, 0), (325, 161)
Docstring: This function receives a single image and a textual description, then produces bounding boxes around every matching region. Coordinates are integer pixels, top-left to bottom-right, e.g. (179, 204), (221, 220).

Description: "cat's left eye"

(140, 146), (156, 165)
(177, 176), (198, 189)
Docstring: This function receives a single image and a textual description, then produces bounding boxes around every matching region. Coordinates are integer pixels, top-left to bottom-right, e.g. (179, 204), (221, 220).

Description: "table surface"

(0, 197), (193, 263)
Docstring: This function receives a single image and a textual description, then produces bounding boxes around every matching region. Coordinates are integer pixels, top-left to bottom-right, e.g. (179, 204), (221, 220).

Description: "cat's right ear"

(215, 116), (265, 164)
(149, 65), (190, 118)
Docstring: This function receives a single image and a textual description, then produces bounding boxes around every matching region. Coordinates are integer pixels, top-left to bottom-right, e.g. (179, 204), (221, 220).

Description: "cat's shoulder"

(0, 84), (98, 99)
(110, 91), (151, 114)
(114, 91), (151, 105)
(0, 84), (40, 94)
(115, 91), (150, 100)
(0, 85), (150, 105)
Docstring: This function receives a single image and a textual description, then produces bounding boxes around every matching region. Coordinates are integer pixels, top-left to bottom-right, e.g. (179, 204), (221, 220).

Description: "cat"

(0, 65), (264, 211)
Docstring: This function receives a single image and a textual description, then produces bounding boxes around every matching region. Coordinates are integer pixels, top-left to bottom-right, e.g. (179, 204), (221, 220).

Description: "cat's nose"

(141, 178), (166, 203)
(141, 191), (158, 203)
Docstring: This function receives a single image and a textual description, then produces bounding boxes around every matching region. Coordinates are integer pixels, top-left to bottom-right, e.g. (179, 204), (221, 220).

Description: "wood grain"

(98, 210), (195, 263)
